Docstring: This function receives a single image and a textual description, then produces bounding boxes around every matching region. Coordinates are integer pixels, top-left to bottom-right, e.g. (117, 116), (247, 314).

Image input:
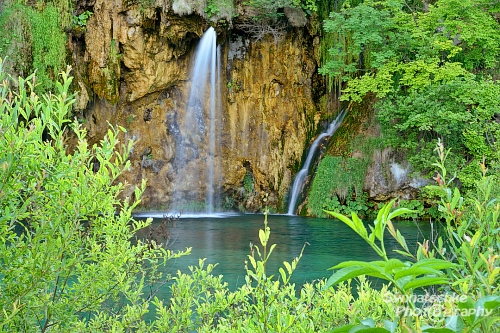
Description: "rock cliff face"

(71, 0), (422, 214)
(72, 0), (322, 212)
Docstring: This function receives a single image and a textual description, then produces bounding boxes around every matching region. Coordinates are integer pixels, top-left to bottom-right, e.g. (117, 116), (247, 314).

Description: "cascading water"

(171, 27), (220, 214)
(286, 110), (346, 215)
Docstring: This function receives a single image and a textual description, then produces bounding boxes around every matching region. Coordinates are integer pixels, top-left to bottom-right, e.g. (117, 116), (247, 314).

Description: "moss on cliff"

(0, 3), (67, 93)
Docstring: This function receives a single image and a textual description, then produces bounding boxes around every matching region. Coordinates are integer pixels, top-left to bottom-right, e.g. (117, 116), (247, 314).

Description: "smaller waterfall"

(287, 110), (346, 215)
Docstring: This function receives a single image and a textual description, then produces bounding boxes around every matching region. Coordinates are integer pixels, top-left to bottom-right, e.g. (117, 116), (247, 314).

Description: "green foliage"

(4, 0), (76, 29)
(139, 0), (155, 11)
(222, 195), (236, 210)
(151, 212), (395, 332)
(169, 200), (208, 212)
(320, 0), (500, 197)
(30, 5), (67, 93)
(323, 190), (372, 218)
(204, 0), (234, 20)
(42, 0), (76, 28)
(97, 39), (122, 103)
(0, 4), (32, 79)
(0, 3), (67, 93)
(290, 0), (317, 13)
(324, 142), (500, 332)
(72, 10), (92, 28)
(324, 200), (456, 330)
(204, 0), (221, 18)
(376, 76), (500, 186)
(396, 199), (425, 220)
(0, 61), (190, 331)
(243, 172), (254, 193)
(307, 155), (369, 217)
(424, 0), (500, 71)
(320, 0), (500, 99)
(425, 142), (500, 299)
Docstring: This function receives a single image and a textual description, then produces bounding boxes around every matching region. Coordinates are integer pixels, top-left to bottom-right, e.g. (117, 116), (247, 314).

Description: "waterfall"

(171, 27), (220, 214)
(286, 110), (346, 215)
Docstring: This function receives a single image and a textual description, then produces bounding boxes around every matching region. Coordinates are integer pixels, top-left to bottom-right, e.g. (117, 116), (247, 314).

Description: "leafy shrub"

(426, 142), (500, 299)
(377, 77), (500, 186)
(323, 190), (372, 218)
(324, 141), (500, 332)
(0, 60), (188, 331)
(396, 199), (425, 220)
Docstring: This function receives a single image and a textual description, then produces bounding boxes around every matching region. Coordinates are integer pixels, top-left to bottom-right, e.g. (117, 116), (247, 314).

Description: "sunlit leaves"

(0, 60), (188, 331)
(321, 0), (500, 101)
(376, 75), (500, 179)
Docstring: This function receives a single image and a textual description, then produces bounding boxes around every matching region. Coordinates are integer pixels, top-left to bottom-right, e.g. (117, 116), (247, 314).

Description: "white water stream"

(287, 110), (346, 215)
(172, 27), (220, 214)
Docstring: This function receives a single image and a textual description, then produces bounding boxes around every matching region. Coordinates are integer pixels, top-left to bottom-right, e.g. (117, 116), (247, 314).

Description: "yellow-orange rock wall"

(77, 2), (321, 211)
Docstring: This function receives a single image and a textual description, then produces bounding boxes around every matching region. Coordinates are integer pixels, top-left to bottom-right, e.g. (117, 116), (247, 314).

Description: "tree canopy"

(320, 0), (500, 188)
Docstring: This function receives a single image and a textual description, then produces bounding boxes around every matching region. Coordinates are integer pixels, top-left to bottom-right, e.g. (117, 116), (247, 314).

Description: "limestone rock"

(77, 2), (321, 212)
(363, 148), (424, 201)
(284, 7), (307, 27)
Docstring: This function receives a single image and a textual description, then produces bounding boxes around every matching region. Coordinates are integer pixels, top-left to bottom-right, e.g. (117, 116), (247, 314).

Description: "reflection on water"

(135, 213), (434, 291)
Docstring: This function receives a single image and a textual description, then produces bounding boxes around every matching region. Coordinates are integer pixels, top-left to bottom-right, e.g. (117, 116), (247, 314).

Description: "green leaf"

(267, 243), (276, 259)
(279, 267), (287, 283)
(383, 319), (398, 333)
(383, 258), (406, 274)
(402, 276), (449, 291)
(259, 229), (267, 247)
(359, 318), (376, 327)
(479, 295), (500, 311)
(332, 260), (387, 270)
(387, 207), (415, 220)
(350, 328), (391, 333)
(458, 297), (475, 325)
(324, 210), (358, 234)
(283, 261), (292, 274)
(444, 315), (465, 333)
(450, 187), (462, 211)
(394, 266), (442, 280)
(412, 258), (456, 270)
(352, 212), (368, 239)
(323, 266), (377, 290)
(422, 328), (455, 333)
(328, 324), (356, 333)
(393, 250), (414, 259)
(474, 295), (500, 322)
(325, 261), (391, 289)
(395, 229), (409, 252)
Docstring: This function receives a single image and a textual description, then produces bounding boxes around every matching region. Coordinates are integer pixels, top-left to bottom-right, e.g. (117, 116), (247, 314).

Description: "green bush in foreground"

(0, 60), (188, 331)
(323, 141), (500, 332)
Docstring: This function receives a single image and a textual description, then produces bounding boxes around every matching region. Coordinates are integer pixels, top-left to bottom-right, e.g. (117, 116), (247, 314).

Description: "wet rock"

(78, 3), (320, 211)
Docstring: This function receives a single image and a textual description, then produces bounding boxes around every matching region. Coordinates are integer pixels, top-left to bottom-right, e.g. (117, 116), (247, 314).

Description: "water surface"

(135, 213), (433, 290)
